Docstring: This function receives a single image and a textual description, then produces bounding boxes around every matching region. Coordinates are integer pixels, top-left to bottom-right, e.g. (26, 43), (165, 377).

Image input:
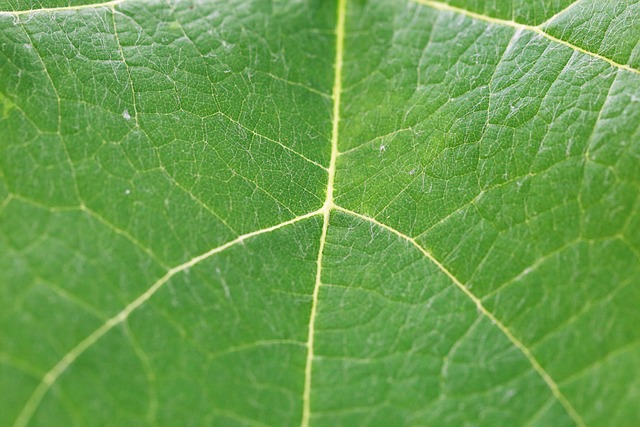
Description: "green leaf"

(1, 0), (639, 425)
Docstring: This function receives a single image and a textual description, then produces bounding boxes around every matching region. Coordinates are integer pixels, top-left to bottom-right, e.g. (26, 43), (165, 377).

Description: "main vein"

(13, 208), (324, 427)
(301, 0), (347, 425)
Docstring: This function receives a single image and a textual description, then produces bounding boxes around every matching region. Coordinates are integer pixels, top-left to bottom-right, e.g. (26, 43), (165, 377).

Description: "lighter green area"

(1, 0), (639, 426)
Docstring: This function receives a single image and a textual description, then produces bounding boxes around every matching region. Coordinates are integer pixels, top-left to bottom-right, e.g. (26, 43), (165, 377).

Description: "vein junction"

(331, 206), (586, 427)
(300, 0), (346, 425)
(13, 0), (592, 425)
(13, 207), (324, 427)
(16, 203), (585, 427)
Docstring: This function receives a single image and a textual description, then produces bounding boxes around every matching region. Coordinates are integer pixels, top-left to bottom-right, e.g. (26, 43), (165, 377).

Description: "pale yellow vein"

(0, 0), (126, 15)
(332, 204), (586, 427)
(413, 0), (640, 76)
(0, 0), (125, 14)
(301, 0), (347, 425)
(13, 207), (324, 427)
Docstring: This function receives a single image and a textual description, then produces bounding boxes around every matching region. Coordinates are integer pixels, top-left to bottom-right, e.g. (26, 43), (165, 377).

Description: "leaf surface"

(1, 0), (639, 426)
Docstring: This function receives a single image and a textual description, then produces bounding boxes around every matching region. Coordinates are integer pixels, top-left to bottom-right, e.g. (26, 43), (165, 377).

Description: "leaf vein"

(0, 0), (125, 15)
(301, 0), (347, 424)
(413, 0), (640, 76)
(12, 208), (324, 427)
(333, 204), (586, 427)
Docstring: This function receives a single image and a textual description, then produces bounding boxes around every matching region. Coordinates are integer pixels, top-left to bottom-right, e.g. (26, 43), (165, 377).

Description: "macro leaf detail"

(1, 0), (639, 426)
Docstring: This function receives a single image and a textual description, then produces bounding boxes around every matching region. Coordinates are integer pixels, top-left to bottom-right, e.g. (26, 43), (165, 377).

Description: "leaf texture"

(1, 0), (639, 426)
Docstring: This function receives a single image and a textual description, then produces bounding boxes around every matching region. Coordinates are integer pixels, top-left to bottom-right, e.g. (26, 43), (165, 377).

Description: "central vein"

(301, 0), (346, 425)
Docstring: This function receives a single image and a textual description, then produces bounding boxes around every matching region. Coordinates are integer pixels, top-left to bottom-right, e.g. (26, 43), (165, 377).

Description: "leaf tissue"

(1, 0), (639, 425)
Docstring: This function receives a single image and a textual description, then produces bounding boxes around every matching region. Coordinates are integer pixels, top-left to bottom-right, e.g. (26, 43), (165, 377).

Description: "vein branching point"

(8, 0), (632, 424)
(13, 208), (324, 427)
(332, 206), (587, 427)
(301, 0), (347, 425)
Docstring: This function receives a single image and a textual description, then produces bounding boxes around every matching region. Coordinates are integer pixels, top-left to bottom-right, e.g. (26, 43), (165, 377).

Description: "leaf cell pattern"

(1, 0), (639, 426)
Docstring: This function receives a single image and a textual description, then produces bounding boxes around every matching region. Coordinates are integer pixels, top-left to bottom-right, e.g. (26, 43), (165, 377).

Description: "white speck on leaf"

(122, 109), (131, 120)
(216, 267), (231, 299)
(522, 266), (533, 277)
(124, 189), (131, 195)
(504, 389), (516, 400)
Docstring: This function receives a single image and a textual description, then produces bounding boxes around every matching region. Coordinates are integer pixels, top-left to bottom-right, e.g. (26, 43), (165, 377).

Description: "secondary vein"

(13, 208), (324, 427)
(0, 0), (125, 14)
(413, 0), (640, 76)
(333, 205), (586, 427)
